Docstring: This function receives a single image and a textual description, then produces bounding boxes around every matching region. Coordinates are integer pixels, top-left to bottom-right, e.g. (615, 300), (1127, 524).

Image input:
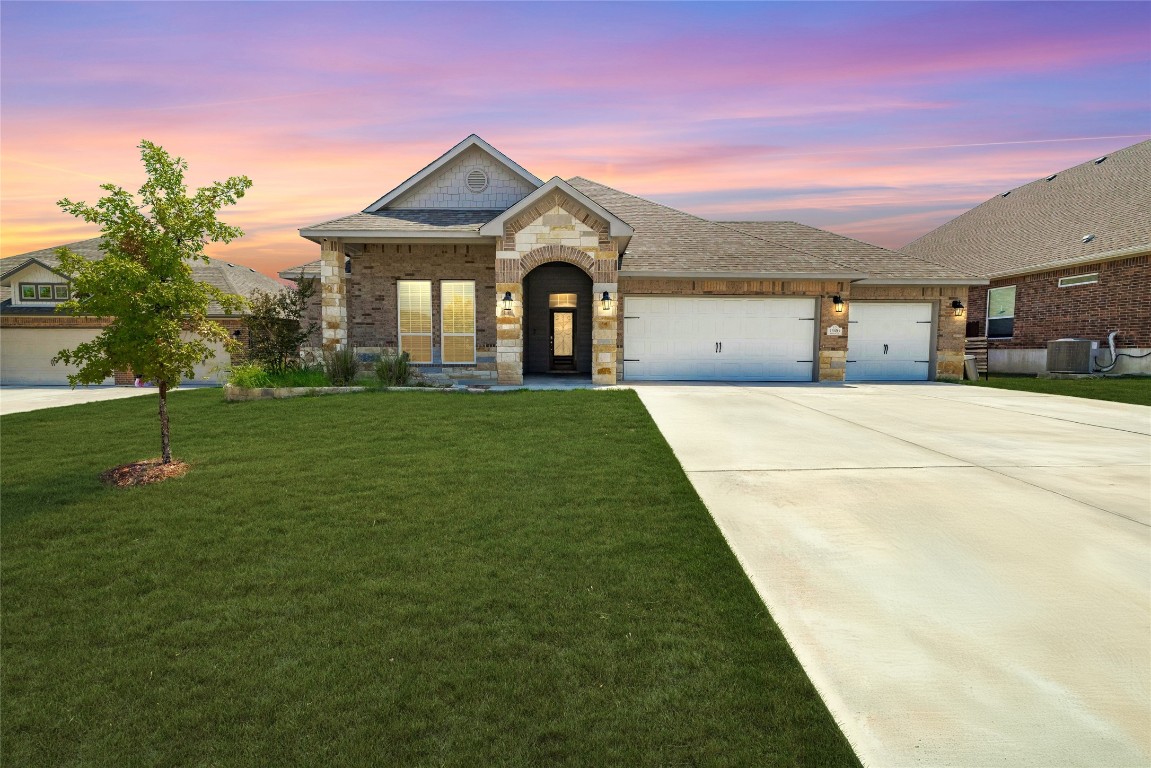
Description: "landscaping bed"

(0, 389), (859, 766)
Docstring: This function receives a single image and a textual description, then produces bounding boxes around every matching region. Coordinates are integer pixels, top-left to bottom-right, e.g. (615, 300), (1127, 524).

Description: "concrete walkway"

(636, 382), (1150, 768)
(0, 386), (160, 416)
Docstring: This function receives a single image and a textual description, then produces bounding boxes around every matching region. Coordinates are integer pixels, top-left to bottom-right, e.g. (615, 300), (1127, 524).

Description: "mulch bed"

(100, 459), (190, 488)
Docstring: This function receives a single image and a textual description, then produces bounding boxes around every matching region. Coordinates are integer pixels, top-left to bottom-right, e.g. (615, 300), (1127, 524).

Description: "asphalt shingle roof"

(0, 238), (284, 316)
(720, 221), (976, 281)
(902, 140), (1151, 277)
(302, 209), (504, 234)
(568, 178), (860, 277)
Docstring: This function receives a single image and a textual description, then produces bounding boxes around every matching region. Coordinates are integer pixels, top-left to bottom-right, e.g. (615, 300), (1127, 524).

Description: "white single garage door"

(624, 296), (816, 381)
(846, 302), (934, 381)
(0, 328), (112, 385)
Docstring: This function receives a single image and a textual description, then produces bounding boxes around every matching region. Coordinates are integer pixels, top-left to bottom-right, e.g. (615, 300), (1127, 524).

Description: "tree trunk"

(158, 381), (172, 464)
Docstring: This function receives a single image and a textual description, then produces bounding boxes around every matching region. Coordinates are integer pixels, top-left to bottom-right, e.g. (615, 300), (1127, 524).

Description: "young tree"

(53, 140), (253, 464)
(243, 276), (318, 373)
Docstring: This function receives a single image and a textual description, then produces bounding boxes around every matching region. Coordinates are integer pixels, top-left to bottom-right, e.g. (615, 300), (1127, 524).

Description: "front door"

(550, 309), (576, 371)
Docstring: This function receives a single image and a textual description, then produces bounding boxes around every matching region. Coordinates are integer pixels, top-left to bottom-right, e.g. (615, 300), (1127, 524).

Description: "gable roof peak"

(364, 135), (543, 213)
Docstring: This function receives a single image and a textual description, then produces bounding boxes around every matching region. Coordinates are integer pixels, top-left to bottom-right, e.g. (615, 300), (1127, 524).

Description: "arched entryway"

(523, 262), (593, 375)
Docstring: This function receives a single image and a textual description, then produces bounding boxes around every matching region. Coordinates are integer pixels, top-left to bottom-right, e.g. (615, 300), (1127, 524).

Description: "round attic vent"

(466, 168), (488, 193)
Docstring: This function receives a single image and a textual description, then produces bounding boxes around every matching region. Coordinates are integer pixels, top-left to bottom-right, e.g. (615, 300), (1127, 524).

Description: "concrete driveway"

(636, 382), (1150, 768)
(0, 386), (159, 416)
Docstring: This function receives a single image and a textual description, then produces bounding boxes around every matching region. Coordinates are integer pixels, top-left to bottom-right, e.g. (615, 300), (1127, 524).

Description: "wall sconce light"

(502, 291), (514, 316)
(831, 295), (844, 313)
(600, 291), (613, 312)
(951, 299), (965, 317)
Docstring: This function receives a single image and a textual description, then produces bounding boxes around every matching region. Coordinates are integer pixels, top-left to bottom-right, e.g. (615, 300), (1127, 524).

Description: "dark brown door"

(550, 309), (576, 371)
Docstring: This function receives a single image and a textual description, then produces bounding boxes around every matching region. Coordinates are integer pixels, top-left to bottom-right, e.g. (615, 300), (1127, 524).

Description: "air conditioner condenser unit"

(1046, 339), (1098, 373)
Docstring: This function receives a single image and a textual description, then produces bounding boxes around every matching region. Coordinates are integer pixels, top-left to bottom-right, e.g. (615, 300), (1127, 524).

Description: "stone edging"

(224, 384), (370, 401)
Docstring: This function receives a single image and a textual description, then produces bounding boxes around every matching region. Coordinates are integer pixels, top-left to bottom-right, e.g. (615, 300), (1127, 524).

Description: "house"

(903, 140), (1151, 374)
(0, 238), (283, 385)
(285, 135), (984, 385)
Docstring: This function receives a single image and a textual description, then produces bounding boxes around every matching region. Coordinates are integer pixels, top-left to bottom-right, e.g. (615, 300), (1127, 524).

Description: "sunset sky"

(2, 1), (1148, 278)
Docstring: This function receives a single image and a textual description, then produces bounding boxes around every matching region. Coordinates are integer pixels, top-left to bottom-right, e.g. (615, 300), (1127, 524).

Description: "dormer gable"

(365, 135), (543, 212)
(0, 259), (71, 306)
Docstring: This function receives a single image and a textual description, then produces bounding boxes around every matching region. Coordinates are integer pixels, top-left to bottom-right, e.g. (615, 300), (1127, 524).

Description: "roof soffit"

(364, 135), (544, 213)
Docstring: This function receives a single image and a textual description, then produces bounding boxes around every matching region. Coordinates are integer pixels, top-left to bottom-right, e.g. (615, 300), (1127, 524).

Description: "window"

(987, 286), (1016, 338)
(1058, 273), (1098, 288)
(397, 280), (432, 363)
(548, 293), (577, 308)
(441, 281), (476, 364)
(19, 283), (68, 302)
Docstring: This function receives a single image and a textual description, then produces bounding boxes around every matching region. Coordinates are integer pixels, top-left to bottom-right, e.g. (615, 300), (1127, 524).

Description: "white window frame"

(1058, 273), (1098, 288)
(986, 285), (1016, 338)
(440, 280), (476, 365)
(397, 280), (433, 364)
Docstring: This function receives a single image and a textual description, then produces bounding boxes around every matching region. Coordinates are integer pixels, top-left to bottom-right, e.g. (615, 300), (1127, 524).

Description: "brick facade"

(967, 255), (1150, 351)
(346, 243), (497, 351)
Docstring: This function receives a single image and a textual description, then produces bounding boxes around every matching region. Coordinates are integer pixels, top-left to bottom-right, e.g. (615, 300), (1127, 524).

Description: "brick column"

(320, 240), (347, 350)
(495, 253), (522, 384)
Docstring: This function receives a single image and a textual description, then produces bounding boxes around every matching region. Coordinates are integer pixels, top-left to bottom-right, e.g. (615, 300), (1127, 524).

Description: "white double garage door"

(0, 328), (229, 386)
(624, 297), (934, 382)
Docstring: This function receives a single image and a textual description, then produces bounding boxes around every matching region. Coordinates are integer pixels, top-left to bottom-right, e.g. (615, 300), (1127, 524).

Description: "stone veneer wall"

(495, 198), (619, 385)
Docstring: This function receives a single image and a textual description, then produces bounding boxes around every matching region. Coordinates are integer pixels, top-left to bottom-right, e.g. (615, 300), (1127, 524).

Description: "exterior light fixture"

(951, 299), (965, 317)
(501, 291), (514, 316)
(831, 295), (844, 313)
(600, 291), (613, 312)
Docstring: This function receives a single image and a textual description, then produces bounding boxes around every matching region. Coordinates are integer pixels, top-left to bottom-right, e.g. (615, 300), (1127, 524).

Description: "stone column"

(818, 291), (848, 382)
(592, 249), (619, 385)
(320, 239), (347, 350)
(936, 289), (969, 379)
(495, 252), (523, 385)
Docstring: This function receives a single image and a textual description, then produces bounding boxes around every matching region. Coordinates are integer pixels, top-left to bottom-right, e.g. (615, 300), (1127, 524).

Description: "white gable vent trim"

(466, 168), (488, 193)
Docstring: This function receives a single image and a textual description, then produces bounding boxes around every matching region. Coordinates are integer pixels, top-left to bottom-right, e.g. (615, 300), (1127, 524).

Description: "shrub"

(242, 277), (317, 374)
(375, 351), (412, 387)
(229, 363), (272, 388)
(322, 347), (359, 386)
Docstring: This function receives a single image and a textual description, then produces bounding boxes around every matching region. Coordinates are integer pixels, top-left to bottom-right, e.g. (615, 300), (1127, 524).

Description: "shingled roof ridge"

(569, 178), (849, 268)
(901, 138), (1151, 259)
(567, 177), (725, 228)
(712, 220), (867, 274)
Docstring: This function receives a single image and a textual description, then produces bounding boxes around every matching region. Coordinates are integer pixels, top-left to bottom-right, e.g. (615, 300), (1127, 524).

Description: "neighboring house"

(0, 238), (283, 385)
(285, 134), (984, 385)
(903, 140), (1151, 374)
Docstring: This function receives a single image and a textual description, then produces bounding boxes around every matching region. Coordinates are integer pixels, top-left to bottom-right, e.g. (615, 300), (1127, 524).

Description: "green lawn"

(1, 390), (859, 767)
(963, 374), (1151, 406)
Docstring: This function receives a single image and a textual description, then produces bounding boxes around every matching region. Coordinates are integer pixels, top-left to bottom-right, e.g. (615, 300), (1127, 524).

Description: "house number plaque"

(826, 325), (843, 336)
